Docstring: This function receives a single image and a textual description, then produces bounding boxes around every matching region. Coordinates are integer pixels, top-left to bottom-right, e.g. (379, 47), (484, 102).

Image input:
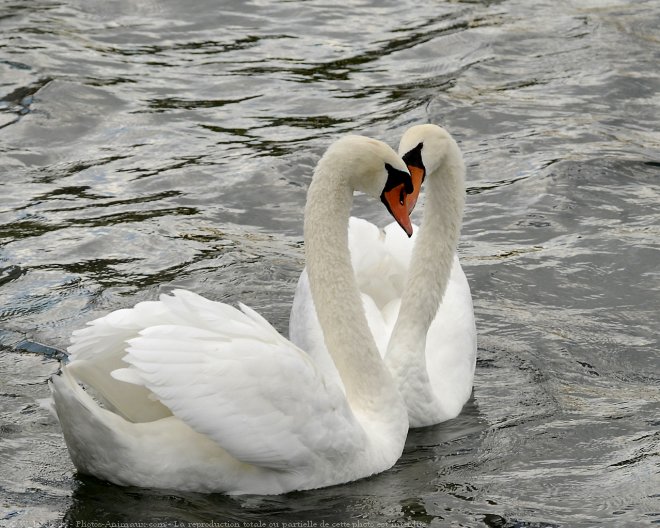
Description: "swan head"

(398, 124), (454, 213)
(324, 135), (414, 237)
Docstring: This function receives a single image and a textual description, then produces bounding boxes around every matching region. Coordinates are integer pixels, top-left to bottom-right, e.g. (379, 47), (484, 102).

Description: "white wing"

(112, 290), (366, 470)
(66, 299), (177, 423)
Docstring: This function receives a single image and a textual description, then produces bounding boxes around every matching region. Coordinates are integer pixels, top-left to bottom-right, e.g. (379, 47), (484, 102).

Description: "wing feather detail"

(117, 290), (365, 470)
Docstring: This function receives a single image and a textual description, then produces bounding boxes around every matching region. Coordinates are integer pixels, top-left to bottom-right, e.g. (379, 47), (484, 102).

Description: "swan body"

(290, 125), (477, 428)
(50, 135), (413, 494)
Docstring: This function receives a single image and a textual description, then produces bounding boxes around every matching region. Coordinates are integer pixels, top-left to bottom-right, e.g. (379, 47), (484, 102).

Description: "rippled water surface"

(1, 0), (659, 526)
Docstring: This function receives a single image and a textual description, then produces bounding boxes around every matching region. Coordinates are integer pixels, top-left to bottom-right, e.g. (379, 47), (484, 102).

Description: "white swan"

(289, 124), (477, 428)
(49, 135), (414, 495)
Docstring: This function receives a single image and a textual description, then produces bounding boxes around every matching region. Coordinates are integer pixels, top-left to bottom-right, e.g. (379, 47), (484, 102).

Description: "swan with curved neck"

(386, 124), (476, 426)
(290, 124), (476, 428)
(50, 135), (412, 494)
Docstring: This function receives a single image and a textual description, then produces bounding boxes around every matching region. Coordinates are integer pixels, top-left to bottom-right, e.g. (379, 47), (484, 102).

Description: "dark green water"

(1, 0), (658, 526)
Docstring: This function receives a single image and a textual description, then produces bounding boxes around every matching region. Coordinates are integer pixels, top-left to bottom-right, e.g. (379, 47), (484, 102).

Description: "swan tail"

(50, 368), (133, 479)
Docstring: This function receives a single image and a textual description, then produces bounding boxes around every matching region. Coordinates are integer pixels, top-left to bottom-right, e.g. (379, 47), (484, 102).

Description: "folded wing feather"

(107, 290), (367, 470)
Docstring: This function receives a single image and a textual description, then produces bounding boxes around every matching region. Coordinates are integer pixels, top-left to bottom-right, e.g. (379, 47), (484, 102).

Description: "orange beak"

(405, 165), (425, 214)
(381, 182), (413, 237)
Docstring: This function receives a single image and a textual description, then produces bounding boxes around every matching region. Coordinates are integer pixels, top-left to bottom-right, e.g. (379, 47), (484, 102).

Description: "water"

(1, 0), (658, 526)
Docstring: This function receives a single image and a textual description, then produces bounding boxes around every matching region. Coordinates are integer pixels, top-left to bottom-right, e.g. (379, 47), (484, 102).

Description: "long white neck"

(304, 161), (406, 422)
(385, 136), (465, 409)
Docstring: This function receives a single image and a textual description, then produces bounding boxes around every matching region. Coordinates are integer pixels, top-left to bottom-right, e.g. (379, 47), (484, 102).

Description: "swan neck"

(387, 138), (465, 360)
(304, 163), (402, 413)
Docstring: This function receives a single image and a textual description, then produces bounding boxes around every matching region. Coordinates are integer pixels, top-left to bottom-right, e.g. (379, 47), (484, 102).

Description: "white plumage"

(50, 135), (413, 494)
(290, 125), (477, 427)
